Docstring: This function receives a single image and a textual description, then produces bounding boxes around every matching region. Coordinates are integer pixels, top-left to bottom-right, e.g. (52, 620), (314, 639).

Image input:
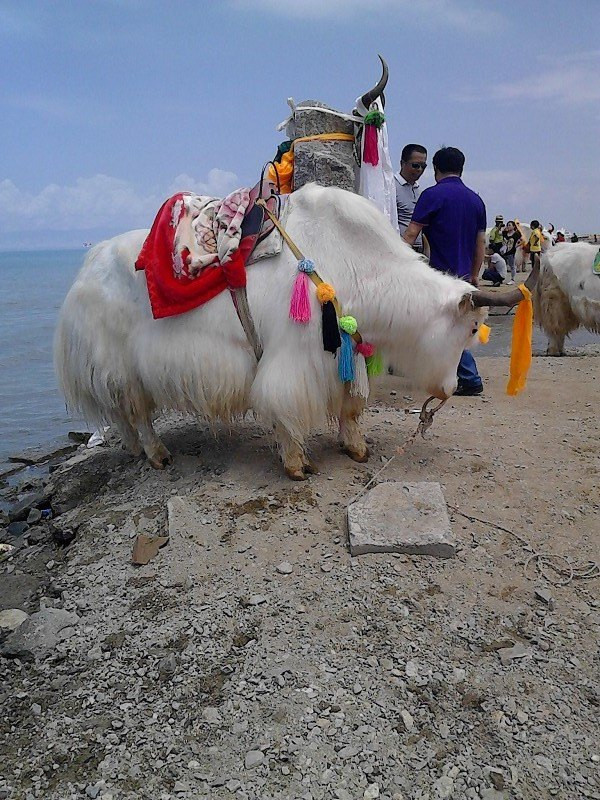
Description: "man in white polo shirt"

(395, 144), (427, 252)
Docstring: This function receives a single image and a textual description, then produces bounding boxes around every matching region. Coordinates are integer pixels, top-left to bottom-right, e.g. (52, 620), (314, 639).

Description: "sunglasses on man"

(407, 162), (427, 170)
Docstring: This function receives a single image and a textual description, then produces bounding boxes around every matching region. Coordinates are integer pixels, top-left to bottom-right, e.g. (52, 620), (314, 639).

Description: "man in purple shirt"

(403, 147), (486, 396)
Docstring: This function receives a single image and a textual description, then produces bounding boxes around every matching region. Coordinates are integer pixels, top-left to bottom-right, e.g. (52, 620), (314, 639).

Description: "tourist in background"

(482, 250), (508, 286)
(488, 215), (504, 254)
(502, 220), (520, 284)
(529, 220), (543, 270)
(395, 144), (427, 252)
(403, 146), (486, 396)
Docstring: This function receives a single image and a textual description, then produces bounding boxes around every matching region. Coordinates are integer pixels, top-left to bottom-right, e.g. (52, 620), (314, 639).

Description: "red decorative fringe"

(363, 125), (379, 166)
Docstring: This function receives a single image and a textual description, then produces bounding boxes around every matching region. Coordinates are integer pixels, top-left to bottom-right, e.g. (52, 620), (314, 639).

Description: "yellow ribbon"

(478, 323), (491, 344)
(506, 284), (533, 396)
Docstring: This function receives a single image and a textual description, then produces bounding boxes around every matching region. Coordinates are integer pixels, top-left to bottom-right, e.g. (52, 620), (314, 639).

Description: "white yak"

(533, 242), (600, 355)
(55, 183), (493, 479)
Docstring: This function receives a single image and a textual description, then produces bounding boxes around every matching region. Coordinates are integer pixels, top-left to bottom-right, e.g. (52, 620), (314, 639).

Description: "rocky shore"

(1, 353), (599, 800)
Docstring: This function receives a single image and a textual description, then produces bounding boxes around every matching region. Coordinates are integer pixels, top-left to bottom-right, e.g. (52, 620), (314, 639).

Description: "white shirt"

(490, 252), (508, 279)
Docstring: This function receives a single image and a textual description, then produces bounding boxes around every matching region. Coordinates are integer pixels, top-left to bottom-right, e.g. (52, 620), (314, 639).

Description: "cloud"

(230, 0), (502, 31)
(0, 170), (240, 235)
(465, 169), (545, 212)
(462, 168), (598, 232)
(168, 169), (240, 199)
(458, 51), (600, 106)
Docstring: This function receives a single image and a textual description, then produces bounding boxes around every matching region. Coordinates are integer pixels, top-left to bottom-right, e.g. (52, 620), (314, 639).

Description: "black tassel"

(322, 301), (341, 353)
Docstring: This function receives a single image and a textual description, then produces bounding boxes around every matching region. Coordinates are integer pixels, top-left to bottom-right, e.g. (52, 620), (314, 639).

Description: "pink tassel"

(363, 125), (379, 165)
(289, 271), (311, 323)
(356, 341), (375, 357)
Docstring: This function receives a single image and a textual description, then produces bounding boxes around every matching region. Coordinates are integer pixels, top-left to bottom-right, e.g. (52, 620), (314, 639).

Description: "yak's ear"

(457, 292), (474, 314)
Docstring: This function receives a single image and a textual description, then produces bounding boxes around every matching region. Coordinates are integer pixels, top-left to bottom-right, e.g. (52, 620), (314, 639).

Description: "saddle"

(135, 166), (284, 359)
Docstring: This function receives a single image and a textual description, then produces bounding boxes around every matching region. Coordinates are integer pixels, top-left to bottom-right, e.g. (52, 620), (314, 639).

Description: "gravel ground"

(0, 352), (599, 800)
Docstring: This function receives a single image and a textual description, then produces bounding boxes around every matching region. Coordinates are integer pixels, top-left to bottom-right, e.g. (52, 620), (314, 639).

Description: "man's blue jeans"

(458, 350), (482, 389)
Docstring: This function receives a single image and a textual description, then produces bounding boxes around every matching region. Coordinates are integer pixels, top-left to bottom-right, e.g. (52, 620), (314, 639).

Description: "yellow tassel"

(506, 284), (533, 396)
(316, 283), (336, 304)
(478, 323), (491, 344)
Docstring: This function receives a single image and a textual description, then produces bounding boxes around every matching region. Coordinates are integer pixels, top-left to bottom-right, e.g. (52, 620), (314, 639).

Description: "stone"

(0, 609), (29, 632)
(276, 561), (293, 575)
(8, 491), (51, 522)
(534, 587), (555, 609)
(158, 653), (177, 681)
(347, 482), (455, 558)
(338, 745), (362, 760)
(400, 709), (415, 731)
(242, 595), (268, 607)
(434, 776), (454, 798)
(405, 660), (419, 678)
(68, 430), (92, 444)
(364, 785), (380, 799)
(244, 750), (264, 769)
(498, 643), (531, 666)
(0, 607), (80, 660)
(26, 508), (42, 525)
(202, 706), (222, 725)
(288, 101), (357, 193)
(8, 439), (77, 465)
(486, 768), (505, 790)
(535, 754), (553, 772)
(6, 521), (29, 537)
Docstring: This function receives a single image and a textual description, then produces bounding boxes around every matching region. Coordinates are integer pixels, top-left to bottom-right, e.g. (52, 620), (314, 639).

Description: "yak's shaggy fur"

(533, 243), (600, 355)
(55, 183), (486, 475)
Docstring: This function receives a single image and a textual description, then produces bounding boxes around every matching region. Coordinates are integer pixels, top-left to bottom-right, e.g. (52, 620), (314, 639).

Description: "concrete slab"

(347, 481), (455, 558)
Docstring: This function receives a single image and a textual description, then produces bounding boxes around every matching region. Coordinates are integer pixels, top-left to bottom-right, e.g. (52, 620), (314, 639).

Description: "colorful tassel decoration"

(366, 351), (384, 377)
(316, 282), (336, 304)
(339, 315), (358, 336)
(338, 331), (355, 382)
(362, 110), (385, 167)
(363, 124), (379, 166)
(322, 301), (341, 353)
(289, 258), (315, 324)
(364, 110), (386, 128)
(350, 351), (370, 399)
(356, 341), (375, 358)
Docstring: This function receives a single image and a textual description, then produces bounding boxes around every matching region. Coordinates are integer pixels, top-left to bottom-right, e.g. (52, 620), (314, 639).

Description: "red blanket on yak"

(135, 191), (255, 319)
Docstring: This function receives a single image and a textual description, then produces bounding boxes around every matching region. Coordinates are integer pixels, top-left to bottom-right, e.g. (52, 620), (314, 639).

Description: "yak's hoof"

(147, 447), (173, 470)
(285, 466), (308, 481)
(303, 458), (319, 475)
(342, 445), (370, 463)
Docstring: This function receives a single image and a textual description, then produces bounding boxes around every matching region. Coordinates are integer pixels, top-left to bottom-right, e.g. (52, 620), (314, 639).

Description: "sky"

(0, 0), (598, 249)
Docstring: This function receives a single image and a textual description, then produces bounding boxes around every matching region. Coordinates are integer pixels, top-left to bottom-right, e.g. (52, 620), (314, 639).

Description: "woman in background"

(502, 220), (520, 284)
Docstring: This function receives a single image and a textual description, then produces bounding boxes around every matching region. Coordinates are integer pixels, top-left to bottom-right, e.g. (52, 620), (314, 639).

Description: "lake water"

(0, 249), (87, 464)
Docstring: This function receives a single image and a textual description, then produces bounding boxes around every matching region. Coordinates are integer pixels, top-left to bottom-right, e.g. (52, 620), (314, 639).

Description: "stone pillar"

(287, 101), (358, 193)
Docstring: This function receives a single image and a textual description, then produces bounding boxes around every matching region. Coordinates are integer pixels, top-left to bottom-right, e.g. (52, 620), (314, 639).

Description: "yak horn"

(360, 54), (389, 110)
(472, 257), (540, 308)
